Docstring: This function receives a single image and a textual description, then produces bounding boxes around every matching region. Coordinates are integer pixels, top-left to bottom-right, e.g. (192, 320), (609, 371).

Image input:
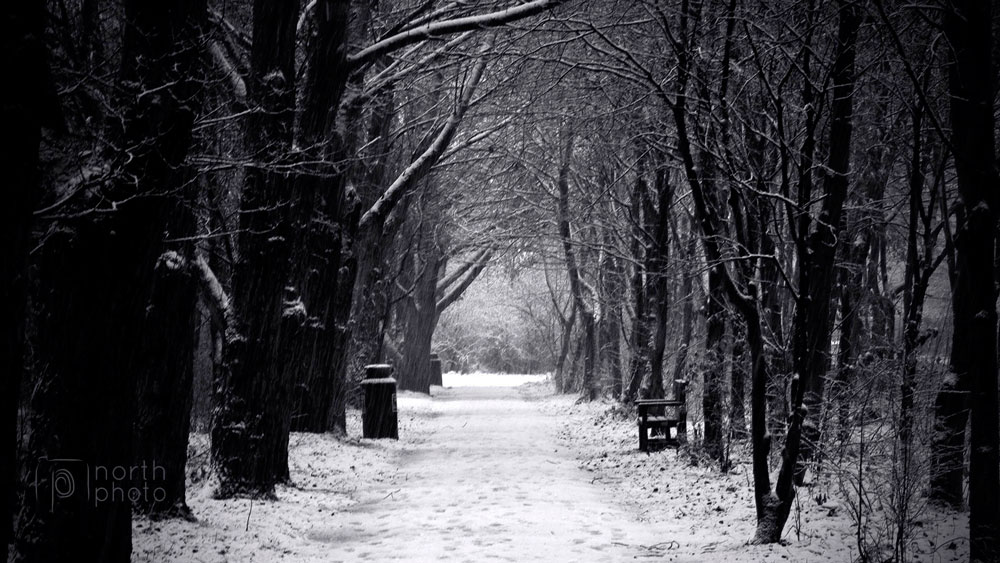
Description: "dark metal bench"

(635, 381), (688, 451)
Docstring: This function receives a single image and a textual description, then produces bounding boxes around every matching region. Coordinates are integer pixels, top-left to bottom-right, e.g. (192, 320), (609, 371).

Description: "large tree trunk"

(665, 0), (728, 461)
(943, 1), (1000, 559)
(398, 294), (439, 393)
(670, 0), (770, 520)
(929, 315), (968, 506)
(16, 0), (205, 559)
(2, 4), (58, 557)
(212, 0), (299, 497)
(133, 237), (197, 518)
(341, 85), (400, 421)
(692, 127), (728, 460)
(577, 313), (598, 399)
(317, 22), (386, 430)
(133, 52), (212, 519)
(549, 257), (577, 394)
(397, 204), (443, 393)
(344, 215), (402, 408)
(282, 0), (354, 434)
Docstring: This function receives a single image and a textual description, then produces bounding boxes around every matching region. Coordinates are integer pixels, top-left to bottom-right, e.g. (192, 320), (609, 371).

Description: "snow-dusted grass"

(552, 390), (970, 563)
(133, 411), (410, 562)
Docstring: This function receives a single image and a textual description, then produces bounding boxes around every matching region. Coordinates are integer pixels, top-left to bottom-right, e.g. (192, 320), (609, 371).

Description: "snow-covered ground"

(550, 389), (969, 563)
(133, 373), (969, 562)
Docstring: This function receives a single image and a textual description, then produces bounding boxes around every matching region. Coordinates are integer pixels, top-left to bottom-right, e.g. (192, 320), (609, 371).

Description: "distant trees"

(432, 264), (560, 375)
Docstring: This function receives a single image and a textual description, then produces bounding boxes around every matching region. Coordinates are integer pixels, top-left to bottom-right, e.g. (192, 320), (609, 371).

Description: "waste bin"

(360, 364), (398, 439)
(429, 353), (443, 387)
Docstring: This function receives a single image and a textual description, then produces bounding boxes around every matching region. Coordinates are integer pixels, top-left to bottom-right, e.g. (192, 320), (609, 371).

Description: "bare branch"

(348, 0), (564, 69)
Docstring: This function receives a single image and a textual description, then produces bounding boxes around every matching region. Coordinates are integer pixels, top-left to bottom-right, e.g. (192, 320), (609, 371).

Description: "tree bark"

(644, 166), (673, 401)
(553, 279), (577, 395)
(342, 84), (400, 417)
(943, 1), (1000, 559)
(557, 310), (577, 392)
(281, 0), (354, 434)
(599, 229), (625, 399)
(624, 165), (649, 403)
(133, 243), (197, 517)
(670, 224), (697, 391)
(702, 265), (728, 458)
(397, 201), (444, 393)
(730, 317), (748, 439)
(212, 0), (299, 497)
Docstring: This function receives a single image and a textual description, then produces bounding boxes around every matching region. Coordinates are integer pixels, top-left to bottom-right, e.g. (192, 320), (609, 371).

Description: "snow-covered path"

(313, 380), (664, 561)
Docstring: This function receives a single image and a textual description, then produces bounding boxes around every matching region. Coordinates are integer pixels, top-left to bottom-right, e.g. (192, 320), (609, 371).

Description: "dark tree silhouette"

(16, 0), (207, 559)
(1, 3), (61, 558)
(943, 0), (1000, 559)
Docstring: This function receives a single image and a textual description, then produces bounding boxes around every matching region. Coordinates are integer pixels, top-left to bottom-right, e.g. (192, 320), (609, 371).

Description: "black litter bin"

(360, 364), (398, 439)
(429, 353), (443, 387)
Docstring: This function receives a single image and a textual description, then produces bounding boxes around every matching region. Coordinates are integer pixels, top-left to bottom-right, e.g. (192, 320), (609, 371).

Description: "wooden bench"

(635, 382), (688, 451)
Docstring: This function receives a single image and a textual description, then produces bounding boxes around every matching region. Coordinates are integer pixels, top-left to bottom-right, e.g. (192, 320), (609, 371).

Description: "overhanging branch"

(347, 0), (564, 70)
